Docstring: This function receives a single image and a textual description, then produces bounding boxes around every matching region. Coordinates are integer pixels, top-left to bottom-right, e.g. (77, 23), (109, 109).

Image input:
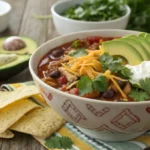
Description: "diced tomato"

(87, 36), (100, 44)
(70, 88), (79, 95)
(58, 76), (67, 84)
(94, 36), (100, 43)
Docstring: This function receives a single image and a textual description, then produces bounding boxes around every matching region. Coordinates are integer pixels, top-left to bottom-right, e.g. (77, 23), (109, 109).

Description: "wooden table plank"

(0, 0), (27, 36)
(47, 0), (59, 40)
(19, 0), (49, 45)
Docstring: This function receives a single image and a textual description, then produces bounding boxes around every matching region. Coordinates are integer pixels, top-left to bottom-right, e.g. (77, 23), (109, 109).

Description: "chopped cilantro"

(69, 49), (87, 58)
(71, 40), (80, 48)
(45, 135), (73, 149)
(99, 52), (133, 79)
(63, 0), (126, 21)
(77, 75), (108, 96)
(93, 76), (108, 92)
(77, 76), (93, 96)
(129, 89), (150, 101)
(120, 66), (133, 79)
(139, 78), (150, 94)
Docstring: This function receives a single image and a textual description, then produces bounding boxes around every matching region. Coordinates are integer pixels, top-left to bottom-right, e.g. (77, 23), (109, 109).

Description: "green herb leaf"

(60, 137), (73, 149)
(77, 76), (93, 96)
(63, 0), (126, 21)
(93, 76), (108, 92)
(120, 66), (133, 79)
(45, 136), (62, 149)
(69, 49), (87, 58)
(45, 135), (73, 149)
(77, 75), (108, 95)
(127, 0), (150, 32)
(99, 52), (132, 79)
(71, 40), (80, 48)
(129, 89), (150, 101)
(139, 78), (150, 94)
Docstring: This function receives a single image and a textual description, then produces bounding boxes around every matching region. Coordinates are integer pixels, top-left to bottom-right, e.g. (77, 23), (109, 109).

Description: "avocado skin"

(0, 60), (28, 81)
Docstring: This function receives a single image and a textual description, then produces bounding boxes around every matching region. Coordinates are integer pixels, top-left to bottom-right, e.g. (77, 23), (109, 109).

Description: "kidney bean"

(49, 70), (61, 78)
(58, 76), (67, 84)
(102, 89), (115, 99)
(51, 48), (64, 58)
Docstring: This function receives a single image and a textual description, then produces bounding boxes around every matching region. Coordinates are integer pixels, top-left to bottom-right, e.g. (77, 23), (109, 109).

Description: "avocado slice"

(0, 37), (37, 55)
(117, 38), (150, 60)
(0, 55), (30, 80)
(123, 36), (150, 58)
(102, 41), (143, 65)
(138, 32), (150, 43)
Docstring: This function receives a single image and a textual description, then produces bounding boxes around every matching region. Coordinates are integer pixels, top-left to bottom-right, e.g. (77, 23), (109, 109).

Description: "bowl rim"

(0, 0), (12, 16)
(51, 0), (131, 24)
(29, 29), (150, 106)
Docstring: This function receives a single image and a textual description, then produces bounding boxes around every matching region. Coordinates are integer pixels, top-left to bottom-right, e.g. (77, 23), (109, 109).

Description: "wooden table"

(0, 0), (58, 149)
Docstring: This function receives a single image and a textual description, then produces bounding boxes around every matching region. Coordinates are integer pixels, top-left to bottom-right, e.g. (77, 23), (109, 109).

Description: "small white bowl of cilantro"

(51, 0), (131, 35)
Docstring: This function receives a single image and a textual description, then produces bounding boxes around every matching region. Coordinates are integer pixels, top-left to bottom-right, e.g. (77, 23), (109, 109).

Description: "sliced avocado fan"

(138, 32), (150, 43)
(102, 41), (143, 65)
(102, 32), (150, 66)
(123, 35), (150, 58)
(117, 38), (150, 60)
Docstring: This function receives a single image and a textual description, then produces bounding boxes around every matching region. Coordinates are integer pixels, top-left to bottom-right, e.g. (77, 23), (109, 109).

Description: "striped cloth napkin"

(1, 81), (150, 150)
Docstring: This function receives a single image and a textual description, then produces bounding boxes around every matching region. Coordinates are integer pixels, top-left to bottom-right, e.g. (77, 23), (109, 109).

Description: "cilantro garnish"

(120, 66), (133, 79)
(77, 76), (108, 96)
(93, 76), (108, 92)
(45, 135), (73, 149)
(69, 49), (87, 58)
(99, 52), (133, 79)
(77, 76), (93, 95)
(63, 0), (126, 21)
(129, 89), (150, 101)
(139, 78), (150, 94)
(71, 40), (80, 48)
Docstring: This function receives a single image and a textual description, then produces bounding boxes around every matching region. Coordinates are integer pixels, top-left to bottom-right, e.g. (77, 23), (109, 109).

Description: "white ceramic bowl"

(0, 0), (11, 33)
(51, 0), (131, 35)
(29, 29), (150, 142)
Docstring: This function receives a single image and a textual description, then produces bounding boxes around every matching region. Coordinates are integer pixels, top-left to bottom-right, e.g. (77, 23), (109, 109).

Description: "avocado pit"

(3, 36), (26, 51)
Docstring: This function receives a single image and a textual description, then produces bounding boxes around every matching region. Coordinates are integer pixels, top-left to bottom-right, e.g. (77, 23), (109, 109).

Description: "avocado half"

(0, 36), (38, 80)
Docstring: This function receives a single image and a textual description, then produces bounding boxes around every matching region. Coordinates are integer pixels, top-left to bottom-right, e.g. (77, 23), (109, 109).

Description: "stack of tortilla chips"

(0, 85), (65, 139)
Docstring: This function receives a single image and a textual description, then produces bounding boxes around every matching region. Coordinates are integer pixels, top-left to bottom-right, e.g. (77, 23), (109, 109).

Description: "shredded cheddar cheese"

(62, 50), (103, 79)
(62, 49), (128, 99)
(104, 70), (127, 99)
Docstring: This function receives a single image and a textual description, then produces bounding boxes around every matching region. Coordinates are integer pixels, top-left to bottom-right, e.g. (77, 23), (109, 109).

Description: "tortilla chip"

(0, 130), (14, 139)
(0, 85), (39, 109)
(11, 107), (66, 139)
(0, 99), (40, 134)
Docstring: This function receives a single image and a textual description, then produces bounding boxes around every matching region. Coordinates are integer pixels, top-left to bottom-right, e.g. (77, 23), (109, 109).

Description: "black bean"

(51, 48), (64, 58)
(116, 80), (125, 89)
(49, 70), (61, 78)
(102, 89), (115, 99)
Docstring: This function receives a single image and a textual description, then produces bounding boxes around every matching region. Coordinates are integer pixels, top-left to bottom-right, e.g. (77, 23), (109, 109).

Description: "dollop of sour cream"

(0, 54), (18, 66)
(126, 61), (150, 86)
